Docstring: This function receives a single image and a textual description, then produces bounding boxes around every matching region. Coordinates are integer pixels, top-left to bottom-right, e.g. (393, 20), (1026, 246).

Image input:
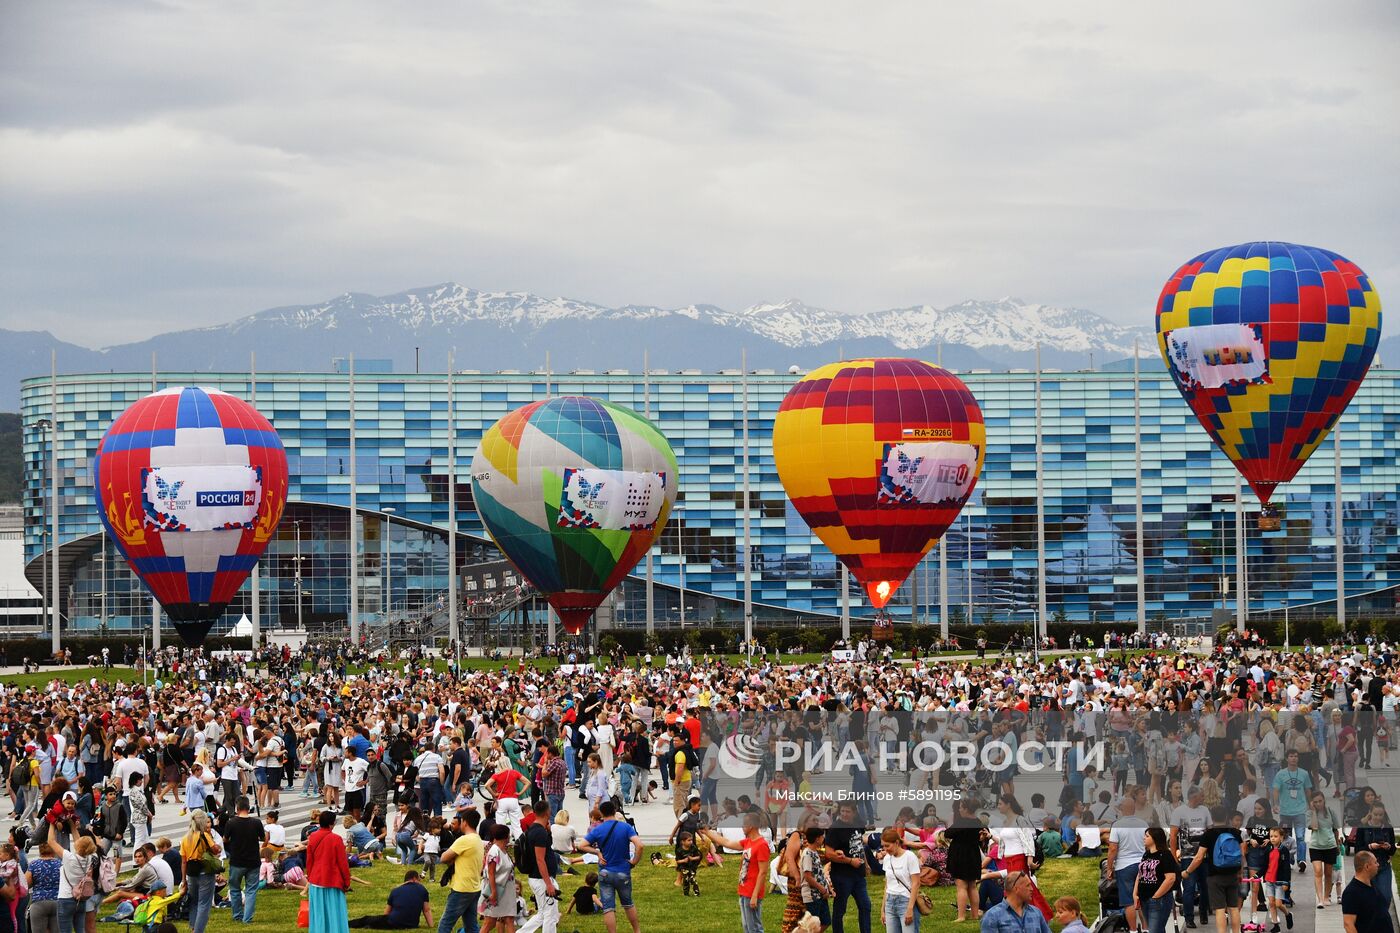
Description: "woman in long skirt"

(305, 810), (351, 933)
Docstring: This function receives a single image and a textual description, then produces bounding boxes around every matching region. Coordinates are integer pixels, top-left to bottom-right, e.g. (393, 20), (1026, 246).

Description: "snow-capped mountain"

(209, 283), (1152, 356)
(0, 283), (1159, 409)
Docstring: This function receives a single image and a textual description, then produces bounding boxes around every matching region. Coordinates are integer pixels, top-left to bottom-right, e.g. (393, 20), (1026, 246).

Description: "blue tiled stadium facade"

(19, 367), (1400, 635)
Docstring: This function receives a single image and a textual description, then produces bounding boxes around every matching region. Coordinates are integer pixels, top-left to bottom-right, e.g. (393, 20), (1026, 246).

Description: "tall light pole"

(33, 419), (52, 641)
(675, 502), (686, 629)
(98, 546), (107, 638)
(294, 520), (304, 633)
(50, 352), (60, 657)
(383, 508), (396, 627)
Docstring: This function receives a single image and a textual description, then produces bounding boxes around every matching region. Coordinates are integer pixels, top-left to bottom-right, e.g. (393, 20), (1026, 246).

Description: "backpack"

(1212, 832), (1242, 870)
(98, 854), (119, 894)
(70, 858), (95, 900)
(513, 830), (534, 875)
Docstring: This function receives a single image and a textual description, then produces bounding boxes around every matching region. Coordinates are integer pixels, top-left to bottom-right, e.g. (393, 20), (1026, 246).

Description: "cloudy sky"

(2, 0), (1396, 346)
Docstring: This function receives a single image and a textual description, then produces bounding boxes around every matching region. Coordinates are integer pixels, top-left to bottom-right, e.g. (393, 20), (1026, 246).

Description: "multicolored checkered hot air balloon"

(773, 358), (985, 610)
(94, 386), (288, 646)
(1155, 242), (1382, 504)
(470, 396), (677, 635)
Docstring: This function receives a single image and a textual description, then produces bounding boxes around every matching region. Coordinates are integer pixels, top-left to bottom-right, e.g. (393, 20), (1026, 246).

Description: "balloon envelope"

(94, 386), (288, 646)
(773, 358), (985, 609)
(470, 396), (678, 634)
(1155, 241), (1382, 504)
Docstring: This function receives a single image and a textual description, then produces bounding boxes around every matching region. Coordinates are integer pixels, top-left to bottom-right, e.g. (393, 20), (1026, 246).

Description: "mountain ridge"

(0, 282), (1193, 410)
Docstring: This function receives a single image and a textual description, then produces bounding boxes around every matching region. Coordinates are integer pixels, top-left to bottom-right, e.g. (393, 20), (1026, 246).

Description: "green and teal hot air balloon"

(470, 396), (678, 634)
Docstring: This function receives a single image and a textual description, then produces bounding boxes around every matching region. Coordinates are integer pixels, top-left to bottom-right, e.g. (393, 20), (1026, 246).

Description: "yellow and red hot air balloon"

(773, 358), (985, 611)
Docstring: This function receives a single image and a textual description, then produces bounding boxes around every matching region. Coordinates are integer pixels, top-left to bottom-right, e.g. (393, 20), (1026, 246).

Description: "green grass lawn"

(3, 666), (142, 689)
(190, 854), (1098, 933)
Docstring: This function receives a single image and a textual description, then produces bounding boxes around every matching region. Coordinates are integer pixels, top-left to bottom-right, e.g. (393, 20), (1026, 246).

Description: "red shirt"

(304, 828), (351, 890)
(491, 770), (523, 800)
(684, 716), (701, 750)
(738, 836), (771, 898)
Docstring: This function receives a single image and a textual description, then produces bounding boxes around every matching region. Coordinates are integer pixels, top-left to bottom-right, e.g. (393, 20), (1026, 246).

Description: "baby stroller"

(1090, 859), (1132, 933)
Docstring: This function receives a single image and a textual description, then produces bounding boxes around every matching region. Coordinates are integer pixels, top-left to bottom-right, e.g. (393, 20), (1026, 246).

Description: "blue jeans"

(419, 778), (444, 817)
(619, 764), (637, 803)
(1280, 813), (1307, 864)
(1144, 897), (1171, 933)
(740, 896), (765, 933)
(302, 768), (320, 796)
(56, 898), (88, 933)
(832, 873), (872, 933)
(547, 795), (564, 819)
(597, 869), (634, 912)
(1182, 868), (1209, 923)
(437, 890), (480, 933)
(884, 892), (919, 933)
(564, 747), (578, 785)
(228, 864), (260, 922)
(1379, 861), (1394, 907)
(186, 873), (217, 933)
(1115, 865), (1139, 914)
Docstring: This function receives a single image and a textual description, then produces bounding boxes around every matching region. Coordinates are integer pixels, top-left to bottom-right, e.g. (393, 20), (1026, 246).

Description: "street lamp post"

(675, 503), (686, 629)
(32, 420), (52, 643)
(383, 508), (396, 628)
(94, 551), (107, 640)
(294, 520), (304, 633)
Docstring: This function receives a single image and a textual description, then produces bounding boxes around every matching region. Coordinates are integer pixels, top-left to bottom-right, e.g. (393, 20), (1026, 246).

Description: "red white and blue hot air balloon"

(94, 386), (288, 646)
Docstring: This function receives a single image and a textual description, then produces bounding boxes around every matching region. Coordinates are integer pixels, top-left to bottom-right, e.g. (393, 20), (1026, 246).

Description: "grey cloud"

(1, 0), (1396, 346)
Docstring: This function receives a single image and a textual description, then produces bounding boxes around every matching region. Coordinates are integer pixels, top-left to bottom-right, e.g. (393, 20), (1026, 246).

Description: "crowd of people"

(0, 629), (1396, 933)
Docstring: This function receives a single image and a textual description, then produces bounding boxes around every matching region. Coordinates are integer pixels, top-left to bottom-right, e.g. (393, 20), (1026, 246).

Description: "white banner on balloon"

(1165, 323), (1269, 390)
(556, 468), (667, 530)
(142, 464), (263, 532)
(877, 442), (977, 506)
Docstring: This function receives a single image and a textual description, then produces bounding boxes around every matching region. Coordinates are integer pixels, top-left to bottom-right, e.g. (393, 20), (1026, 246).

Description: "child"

(1261, 828), (1293, 932)
(419, 817), (443, 882)
(258, 845), (278, 889)
(674, 831), (701, 897)
(1038, 818), (1065, 859)
(799, 827), (832, 931)
(452, 783), (474, 815)
(1054, 896), (1090, 933)
(565, 872), (601, 916)
(1111, 739), (1131, 794)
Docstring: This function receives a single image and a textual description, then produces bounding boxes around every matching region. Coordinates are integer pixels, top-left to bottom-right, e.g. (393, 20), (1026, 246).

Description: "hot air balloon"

(1155, 242), (1382, 504)
(470, 396), (677, 635)
(773, 358), (985, 612)
(94, 386), (288, 646)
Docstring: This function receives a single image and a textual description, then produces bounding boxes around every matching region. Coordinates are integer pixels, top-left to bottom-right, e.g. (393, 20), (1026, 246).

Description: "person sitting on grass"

(1037, 819), (1065, 859)
(565, 871), (601, 917)
(101, 843), (170, 906)
(342, 815), (385, 858)
(347, 869), (433, 929)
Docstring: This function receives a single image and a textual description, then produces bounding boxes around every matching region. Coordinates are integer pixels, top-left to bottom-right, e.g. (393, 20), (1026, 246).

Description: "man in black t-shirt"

(348, 871), (433, 929)
(225, 796), (267, 923)
(1343, 851), (1393, 933)
(521, 800), (560, 932)
(447, 737), (472, 792)
(1182, 810), (1243, 933)
(825, 802), (872, 933)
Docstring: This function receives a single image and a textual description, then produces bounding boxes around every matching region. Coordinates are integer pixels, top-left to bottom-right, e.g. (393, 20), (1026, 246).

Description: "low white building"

(0, 505), (44, 635)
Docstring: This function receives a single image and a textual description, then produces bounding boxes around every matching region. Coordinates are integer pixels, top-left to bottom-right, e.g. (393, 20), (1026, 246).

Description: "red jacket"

(304, 828), (351, 890)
